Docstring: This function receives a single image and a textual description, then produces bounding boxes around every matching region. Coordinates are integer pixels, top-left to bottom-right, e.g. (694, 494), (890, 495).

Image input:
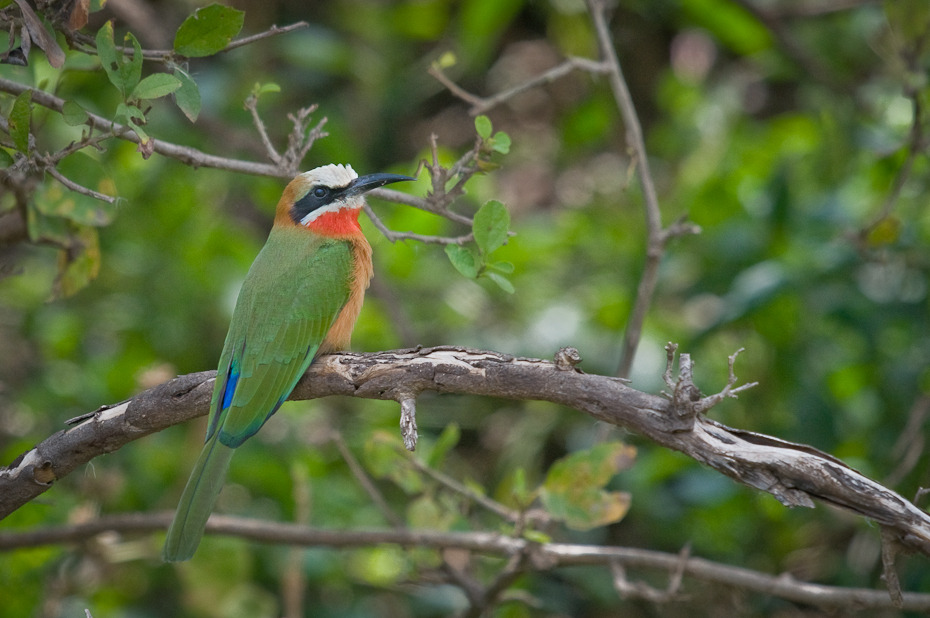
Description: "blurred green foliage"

(2, 0), (930, 616)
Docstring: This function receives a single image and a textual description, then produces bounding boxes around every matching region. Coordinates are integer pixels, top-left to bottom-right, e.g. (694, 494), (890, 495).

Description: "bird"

(163, 164), (414, 562)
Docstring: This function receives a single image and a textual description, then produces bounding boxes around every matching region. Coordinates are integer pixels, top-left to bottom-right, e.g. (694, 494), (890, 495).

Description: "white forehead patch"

(300, 164), (357, 188)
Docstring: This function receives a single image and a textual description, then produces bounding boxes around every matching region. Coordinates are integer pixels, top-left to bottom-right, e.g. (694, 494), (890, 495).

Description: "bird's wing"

(206, 234), (354, 448)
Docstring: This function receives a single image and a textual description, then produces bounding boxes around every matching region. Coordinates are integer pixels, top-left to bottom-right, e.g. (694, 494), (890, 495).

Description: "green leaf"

(363, 431), (422, 494)
(95, 22), (122, 92)
(491, 131), (511, 154)
(510, 467), (535, 507)
(120, 33), (144, 95)
(472, 199), (510, 255)
(445, 244), (479, 278)
(95, 24), (143, 96)
(116, 103), (149, 144)
(540, 442), (636, 531)
(172, 66), (202, 122)
(475, 114), (492, 139)
(434, 51), (457, 69)
(0, 148), (13, 168)
(426, 423), (460, 468)
(174, 4), (245, 58)
(484, 271), (515, 294)
(115, 102), (145, 126)
(523, 529), (551, 544)
(9, 90), (32, 153)
(61, 100), (89, 126)
(253, 82), (281, 96)
(489, 260), (514, 274)
(131, 73), (182, 100)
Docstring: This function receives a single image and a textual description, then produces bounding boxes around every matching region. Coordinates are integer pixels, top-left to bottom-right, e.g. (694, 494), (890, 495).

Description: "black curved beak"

(346, 172), (416, 197)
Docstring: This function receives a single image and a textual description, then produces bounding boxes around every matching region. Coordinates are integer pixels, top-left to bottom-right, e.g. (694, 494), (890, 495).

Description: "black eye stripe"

(290, 184), (348, 224)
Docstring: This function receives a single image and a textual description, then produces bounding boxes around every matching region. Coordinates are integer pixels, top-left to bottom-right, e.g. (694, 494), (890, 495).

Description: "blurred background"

(1, 0), (929, 615)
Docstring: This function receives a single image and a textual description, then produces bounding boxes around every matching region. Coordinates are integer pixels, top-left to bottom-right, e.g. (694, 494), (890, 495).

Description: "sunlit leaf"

(491, 131), (511, 154)
(253, 82), (281, 96)
(435, 50), (457, 69)
(475, 114), (492, 139)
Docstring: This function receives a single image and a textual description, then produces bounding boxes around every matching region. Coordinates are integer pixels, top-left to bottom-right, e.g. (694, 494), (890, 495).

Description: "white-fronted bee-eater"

(163, 164), (414, 561)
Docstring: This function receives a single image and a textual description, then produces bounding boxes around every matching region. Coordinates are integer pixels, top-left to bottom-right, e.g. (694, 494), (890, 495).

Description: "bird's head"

(276, 164), (414, 237)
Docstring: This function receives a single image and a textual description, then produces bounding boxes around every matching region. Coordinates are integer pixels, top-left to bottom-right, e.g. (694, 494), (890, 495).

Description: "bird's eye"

(313, 187), (327, 198)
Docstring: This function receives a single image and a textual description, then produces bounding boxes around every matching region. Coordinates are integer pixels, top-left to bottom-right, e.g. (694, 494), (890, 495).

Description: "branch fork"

(662, 343), (758, 431)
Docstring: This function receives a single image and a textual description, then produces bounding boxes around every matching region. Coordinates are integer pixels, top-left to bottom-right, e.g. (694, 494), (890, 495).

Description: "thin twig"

(3, 513), (930, 612)
(46, 167), (116, 204)
(223, 22), (310, 53)
(0, 77), (289, 178)
(331, 430), (404, 529)
(584, 0), (672, 380)
(854, 92), (924, 246)
(364, 204), (474, 246)
(732, 0), (847, 90)
(429, 56), (610, 116)
(244, 93), (283, 166)
(282, 464), (310, 618)
(69, 21), (309, 61)
(401, 447), (521, 523)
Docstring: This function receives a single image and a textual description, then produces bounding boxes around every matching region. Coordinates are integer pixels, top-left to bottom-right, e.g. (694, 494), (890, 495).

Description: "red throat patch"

(306, 208), (363, 236)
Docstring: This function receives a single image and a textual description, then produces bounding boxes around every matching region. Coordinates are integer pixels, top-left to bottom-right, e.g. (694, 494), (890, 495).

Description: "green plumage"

(163, 226), (354, 562)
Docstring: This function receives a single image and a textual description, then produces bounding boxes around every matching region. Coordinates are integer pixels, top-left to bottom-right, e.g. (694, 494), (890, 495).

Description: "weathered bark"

(2, 346), (929, 558)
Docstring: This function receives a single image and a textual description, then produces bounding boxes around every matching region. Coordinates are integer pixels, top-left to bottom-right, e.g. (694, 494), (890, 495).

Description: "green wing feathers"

(164, 231), (355, 561)
(215, 235), (355, 445)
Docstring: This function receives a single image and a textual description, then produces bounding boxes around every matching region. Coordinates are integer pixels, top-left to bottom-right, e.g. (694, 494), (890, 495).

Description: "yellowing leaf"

(540, 442), (636, 530)
(53, 225), (101, 298)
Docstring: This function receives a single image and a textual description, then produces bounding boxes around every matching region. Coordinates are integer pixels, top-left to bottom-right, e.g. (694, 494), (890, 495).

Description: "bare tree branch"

(68, 21), (310, 62)
(583, 0), (703, 380)
(2, 512), (929, 611)
(0, 76), (290, 178)
(2, 347), (929, 559)
(429, 2), (702, 382)
(428, 56), (610, 116)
